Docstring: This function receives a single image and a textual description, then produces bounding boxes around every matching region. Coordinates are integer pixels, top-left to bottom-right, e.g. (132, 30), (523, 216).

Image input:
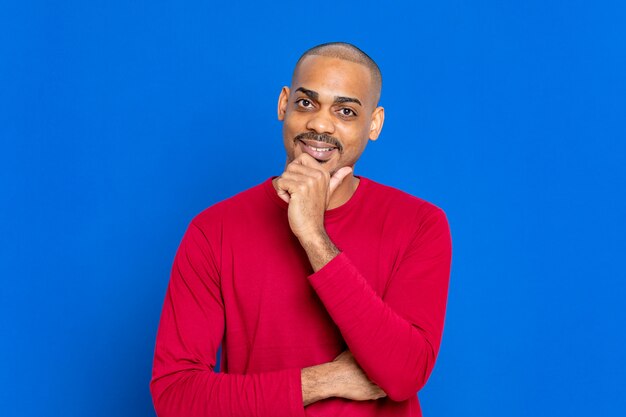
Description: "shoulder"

(190, 178), (272, 231)
(362, 177), (451, 255)
(360, 177), (450, 250)
(361, 177), (447, 223)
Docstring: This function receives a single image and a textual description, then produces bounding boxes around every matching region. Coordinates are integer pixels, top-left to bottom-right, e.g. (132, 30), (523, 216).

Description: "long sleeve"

(150, 220), (305, 417)
(307, 206), (452, 402)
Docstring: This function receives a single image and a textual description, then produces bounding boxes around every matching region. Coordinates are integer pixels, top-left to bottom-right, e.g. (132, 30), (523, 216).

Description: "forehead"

(292, 55), (374, 106)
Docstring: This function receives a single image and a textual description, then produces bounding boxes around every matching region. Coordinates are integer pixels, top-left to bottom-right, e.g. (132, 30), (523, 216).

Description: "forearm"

(299, 231), (437, 396)
(297, 229), (340, 272)
(305, 252), (449, 402)
(280, 160), (450, 402)
(301, 353), (386, 406)
(300, 362), (337, 406)
(151, 367), (305, 417)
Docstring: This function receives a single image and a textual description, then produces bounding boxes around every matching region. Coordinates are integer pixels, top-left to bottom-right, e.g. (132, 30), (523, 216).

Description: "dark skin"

(273, 55), (386, 405)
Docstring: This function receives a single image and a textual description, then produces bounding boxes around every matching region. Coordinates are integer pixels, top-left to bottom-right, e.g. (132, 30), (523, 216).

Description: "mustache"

(294, 132), (343, 153)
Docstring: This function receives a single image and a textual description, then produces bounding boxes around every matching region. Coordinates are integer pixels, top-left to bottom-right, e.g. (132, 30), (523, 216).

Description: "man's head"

(277, 42), (385, 175)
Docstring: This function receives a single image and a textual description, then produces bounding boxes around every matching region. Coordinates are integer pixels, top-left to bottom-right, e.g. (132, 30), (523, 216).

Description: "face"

(277, 55), (384, 175)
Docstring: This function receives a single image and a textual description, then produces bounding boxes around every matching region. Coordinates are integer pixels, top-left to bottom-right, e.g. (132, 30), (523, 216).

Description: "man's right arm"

(150, 220), (384, 417)
(150, 221), (305, 417)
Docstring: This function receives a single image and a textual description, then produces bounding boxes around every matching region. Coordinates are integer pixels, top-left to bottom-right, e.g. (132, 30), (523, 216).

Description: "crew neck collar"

(263, 175), (369, 220)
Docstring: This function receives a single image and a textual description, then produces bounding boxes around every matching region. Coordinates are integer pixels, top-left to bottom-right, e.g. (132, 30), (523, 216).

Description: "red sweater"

(151, 176), (452, 417)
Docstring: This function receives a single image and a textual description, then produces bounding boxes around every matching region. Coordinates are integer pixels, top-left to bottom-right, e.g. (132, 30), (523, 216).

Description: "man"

(150, 42), (452, 417)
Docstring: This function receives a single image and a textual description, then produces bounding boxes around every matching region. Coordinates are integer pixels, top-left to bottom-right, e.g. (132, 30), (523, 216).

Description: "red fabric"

(150, 177), (452, 417)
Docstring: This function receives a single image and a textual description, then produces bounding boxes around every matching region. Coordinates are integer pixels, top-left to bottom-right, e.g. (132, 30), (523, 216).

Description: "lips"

(297, 139), (338, 162)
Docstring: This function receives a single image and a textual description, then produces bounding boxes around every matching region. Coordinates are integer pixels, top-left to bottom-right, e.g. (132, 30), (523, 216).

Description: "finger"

(286, 161), (315, 174)
(286, 161), (328, 179)
(274, 177), (291, 203)
(276, 188), (290, 203)
(333, 349), (350, 361)
(294, 153), (324, 169)
(279, 171), (311, 184)
(283, 166), (331, 196)
(275, 173), (310, 197)
(375, 387), (387, 398)
(329, 166), (353, 195)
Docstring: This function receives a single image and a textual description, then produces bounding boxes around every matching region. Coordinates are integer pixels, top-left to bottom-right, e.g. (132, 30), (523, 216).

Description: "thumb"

(329, 166), (353, 195)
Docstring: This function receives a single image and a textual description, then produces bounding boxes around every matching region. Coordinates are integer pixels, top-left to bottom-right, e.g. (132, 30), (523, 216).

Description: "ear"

(368, 106), (385, 141)
(277, 86), (290, 121)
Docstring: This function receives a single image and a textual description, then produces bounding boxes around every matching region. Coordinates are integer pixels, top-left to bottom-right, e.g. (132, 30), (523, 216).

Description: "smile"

(309, 146), (334, 152)
(297, 139), (338, 162)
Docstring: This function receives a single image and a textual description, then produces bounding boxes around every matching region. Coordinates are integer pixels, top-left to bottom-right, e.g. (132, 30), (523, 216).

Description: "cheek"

(282, 122), (300, 160)
(282, 115), (297, 139)
(283, 110), (304, 127)
(337, 129), (369, 154)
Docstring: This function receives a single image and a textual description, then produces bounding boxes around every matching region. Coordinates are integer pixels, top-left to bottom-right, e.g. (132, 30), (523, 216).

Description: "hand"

(300, 350), (386, 406)
(274, 154), (352, 239)
(330, 350), (387, 402)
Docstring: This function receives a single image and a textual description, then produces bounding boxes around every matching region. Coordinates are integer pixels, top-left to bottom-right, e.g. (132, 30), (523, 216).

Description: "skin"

(301, 351), (386, 406)
(272, 54), (386, 406)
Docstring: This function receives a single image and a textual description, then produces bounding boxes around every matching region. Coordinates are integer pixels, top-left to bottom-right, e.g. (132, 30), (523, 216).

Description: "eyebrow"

(334, 96), (362, 106)
(295, 87), (362, 107)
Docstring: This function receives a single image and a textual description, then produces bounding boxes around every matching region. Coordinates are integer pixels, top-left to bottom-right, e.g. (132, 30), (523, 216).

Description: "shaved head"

(293, 42), (382, 105)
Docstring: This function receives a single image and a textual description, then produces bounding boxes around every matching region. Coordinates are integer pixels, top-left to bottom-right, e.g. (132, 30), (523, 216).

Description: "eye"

(296, 98), (314, 108)
(339, 108), (357, 117)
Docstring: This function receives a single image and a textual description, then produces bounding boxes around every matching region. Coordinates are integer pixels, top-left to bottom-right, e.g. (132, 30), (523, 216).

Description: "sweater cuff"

(309, 250), (351, 281)
(286, 367), (306, 417)
(307, 252), (366, 298)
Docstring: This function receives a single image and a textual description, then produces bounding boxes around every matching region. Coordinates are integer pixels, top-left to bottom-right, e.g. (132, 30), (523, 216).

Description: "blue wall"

(1, 1), (625, 416)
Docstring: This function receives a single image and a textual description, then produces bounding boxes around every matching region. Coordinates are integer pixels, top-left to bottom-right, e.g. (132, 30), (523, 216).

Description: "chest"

(217, 209), (405, 364)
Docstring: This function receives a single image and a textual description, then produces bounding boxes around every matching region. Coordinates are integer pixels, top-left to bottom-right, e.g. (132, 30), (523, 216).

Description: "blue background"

(1, 1), (625, 416)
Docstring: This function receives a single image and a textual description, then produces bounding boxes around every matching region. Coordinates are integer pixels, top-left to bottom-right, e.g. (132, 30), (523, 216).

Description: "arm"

(150, 221), (305, 417)
(274, 155), (452, 402)
(302, 208), (452, 402)
(301, 351), (386, 406)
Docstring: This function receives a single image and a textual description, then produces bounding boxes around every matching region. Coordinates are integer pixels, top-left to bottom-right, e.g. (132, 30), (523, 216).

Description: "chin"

(327, 164), (343, 176)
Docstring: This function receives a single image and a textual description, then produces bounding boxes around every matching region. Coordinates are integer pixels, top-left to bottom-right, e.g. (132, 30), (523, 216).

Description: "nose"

(305, 112), (336, 135)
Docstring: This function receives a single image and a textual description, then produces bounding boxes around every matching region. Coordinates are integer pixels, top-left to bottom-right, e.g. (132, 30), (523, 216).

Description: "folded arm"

(150, 220), (387, 417)
(299, 207), (452, 402)
(150, 221), (306, 417)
